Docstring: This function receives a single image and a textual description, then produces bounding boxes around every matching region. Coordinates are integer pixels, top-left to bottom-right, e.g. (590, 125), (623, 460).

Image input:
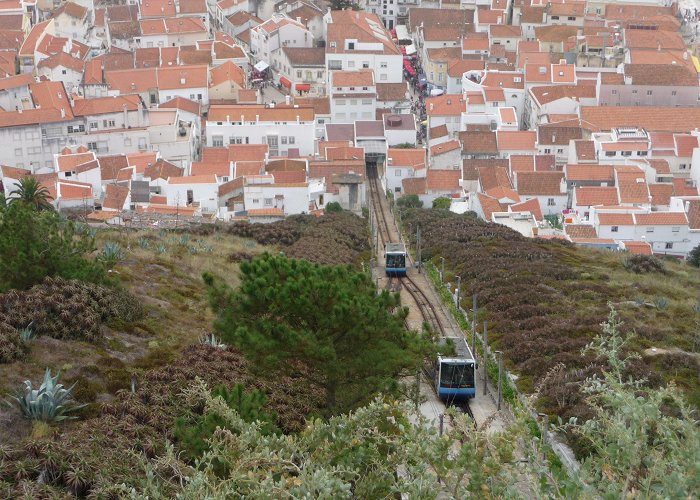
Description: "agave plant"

(199, 333), (227, 349)
(102, 241), (124, 266)
(7, 369), (85, 422)
(19, 325), (35, 343)
(156, 244), (168, 255)
(137, 236), (150, 249)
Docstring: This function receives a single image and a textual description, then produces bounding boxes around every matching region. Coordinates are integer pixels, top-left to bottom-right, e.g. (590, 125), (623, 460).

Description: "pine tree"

(204, 254), (428, 414)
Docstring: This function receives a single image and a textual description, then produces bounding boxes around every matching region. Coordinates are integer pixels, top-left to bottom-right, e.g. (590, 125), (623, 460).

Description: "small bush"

(0, 321), (28, 363)
(325, 201), (343, 213)
(688, 244), (700, 268)
(623, 254), (665, 274)
(396, 194), (423, 209)
(432, 197), (451, 210)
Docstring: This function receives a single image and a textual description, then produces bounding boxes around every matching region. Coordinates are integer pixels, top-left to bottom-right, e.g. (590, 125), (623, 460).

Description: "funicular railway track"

(368, 166), (475, 424)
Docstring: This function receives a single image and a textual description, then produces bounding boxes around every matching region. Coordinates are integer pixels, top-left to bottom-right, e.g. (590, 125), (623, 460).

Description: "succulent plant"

(199, 333), (227, 350)
(137, 237), (150, 249)
(19, 325), (35, 343)
(654, 297), (669, 310)
(7, 369), (86, 422)
(101, 241), (124, 267)
(156, 244), (168, 255)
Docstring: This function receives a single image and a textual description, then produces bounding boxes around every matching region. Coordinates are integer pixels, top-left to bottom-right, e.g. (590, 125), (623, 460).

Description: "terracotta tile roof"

(190, 158), (229, 177)
(426, 46), (461, 63)
(624, 64), (697, 86)
(478, 165), (512, 191)
(210, 60), (246, 88)
(400, 177), (425, 196)
(481, 71), (524, 89)
(143, 159), (182, 181)
(179, 47), (212, 66)
(57, 180), (92, 200)
(538, 124), (583, 145)
(648, 183), (674, 206)
(647, 159), (670, 174)
(325, 146), (364, 161)
(178, 0), (207, 14)
(423, 26), (469, 42)
(228, 144), (268, 162)
(462, 33), (490, 52)
(582, 106), (700, 133)
(534, 25), (578, 43)
(266, 158), (306, 172)
(686, 200), (700, 230)
(376, 82), (408, 102)
(674, 134), (699, 158)
(138, 204), (198, 216)
(331, 69), (374, 87)
(464, 158), (507, 181)
(497, 130), (537, 151)
(623, 241), (652, 255)
(597, 212), (634, 225)
(106, 4), (139, 22)
(510, 197), (542, 220)
(140, 0), (176, 17)
(575, 186), (619, 206)
(234, 161), (264, 177)
(103, 184), (129, 210)
(108, 20), (141, 40)
(510, 155), (535, 173)
(408, 8), (473, 33)
(56, 152), (95, 172)
(486, 185), (520, 202)
(208, 104), (315, 122)
(309, 159), (365, 194)
(484, 87), (505, 102)
(627, 49), (696, 72)
(19, 20), (50, 57)
(430, 124), (448, 139)
(72, 94), (140, 116)
(37, 51), (85, 72)
(624, 29), (685, 51)
(430, 140), (460, 156)
(616, 171), (650, 204)
(477, 192), (506, 220)
(634, 212), (687, 225)
(565, 224), (597, 239)
(426, 169), (460, 192)
(294, 96), (330, 115)
(248, 208), (285, 217)
(566, 164), (615, 182)
(98, 155), (128, 181)
(387, 148), (425, 169)
(573, 140), (596, 161)
(326, 11), (400, 56)
(167, 174), (217, 185)
(426, 94), (466, 116)
(516, 171), (564, 196)
(53, 1), (88, 20)
(672, 178), (699, 197)
(159, 96), (201, 115)
(0, 73), (34, 91)
(490, 24), (522, 38)
(459, 131), (498, 154)
(282, 47), (325, 66)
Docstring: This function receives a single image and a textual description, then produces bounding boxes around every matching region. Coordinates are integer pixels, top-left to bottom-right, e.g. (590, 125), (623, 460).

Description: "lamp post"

(495, 350), (503, 410)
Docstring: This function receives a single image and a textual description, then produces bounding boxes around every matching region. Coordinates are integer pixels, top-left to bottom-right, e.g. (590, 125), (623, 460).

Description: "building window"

(671, 90), (677, 96)
(264, 198), (273, 206)
(252, 198), (259, 204)
(89, 121), (98, 129)
(665, 242), (673, 249)
(621, 151), (632, 156)
(288, 136), (295, 144)
(611, 226), (618, 232)
(380, 74), (387, 81)
(632, 89), (637, 94)
(680, 164), (687, 170)
(350, 99), (357, 105)
(362, 61), (369, 68)
(605, 151), (616, 157)
(296, 70), (302, 78)
(611, 89), (617, 94)
(638, 151), (648, 156)
(212, 135), (224, 147)
(87, 141), (97, 151)
(547, 198), (555, 206)
(544, 148), (551, 154)
(124, 138), (132, 147)
(348, 60), (355, 68)
(336, 99), (346, 105)
(567, 16), (576, 20)
(557, 148), (563, 154)
(646, 227), (654, 233)
(647, 90), (652, 95)
(317, 71), (323, 78)
(380, 62), (388, 68)
(281, 136), (288, 144)
(395, 169), (402, 177)
(672, 226), (680, 233)
(551, 15), (559, 19)
(362, 99), (372, 105)
(328, 60), (341, 70)
(103, 119), (115, 128)
(14, 148), (22, 156)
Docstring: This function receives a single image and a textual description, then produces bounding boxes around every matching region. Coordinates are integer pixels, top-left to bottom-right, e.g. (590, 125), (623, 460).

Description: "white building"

(329, 69), (377, 123)
(206, 104), (316, 157)
(250, 14), (313, 65)
(325, 10), (403, 84)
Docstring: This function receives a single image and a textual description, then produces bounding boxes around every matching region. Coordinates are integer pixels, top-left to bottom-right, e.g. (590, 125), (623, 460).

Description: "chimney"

(60, 108), (65, 118)
(285, 94), (291, 105)
(296, 115), (300, 123)
(225, 114), (229, 122)
(256, 114), (259, 123)
(180, 77), (186, 85)
(429, 103), (433, 111)
(296, 17), (301, 24)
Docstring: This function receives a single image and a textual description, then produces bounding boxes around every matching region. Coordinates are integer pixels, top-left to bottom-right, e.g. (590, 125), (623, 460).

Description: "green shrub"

(174, 384), (279, 463)
(688, 244), (700, 268)
(432, 197), (451, 210)
(325, 201), (343, 213)
(396, 194), (423, 209)
(623, 254), (665, 274)
(0, 321), (28, 363)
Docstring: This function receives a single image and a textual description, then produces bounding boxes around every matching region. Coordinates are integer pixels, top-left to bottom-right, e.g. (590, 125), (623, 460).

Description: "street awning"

(254, 61), (269, 72)
(295, 83), (310, 91)
(279, 76), (292, 88)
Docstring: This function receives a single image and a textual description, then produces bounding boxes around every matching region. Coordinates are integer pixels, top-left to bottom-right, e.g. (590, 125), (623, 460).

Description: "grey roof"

(326, 123), (355, 141)
(355, 120), (385, 138)
(130, 180), (150, 203)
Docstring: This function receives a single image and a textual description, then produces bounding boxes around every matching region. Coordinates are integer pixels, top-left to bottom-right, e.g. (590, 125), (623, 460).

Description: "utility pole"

(456, 276), (461, 309)
(495, 350), (503, 411)
(483, 320), (488, 396)
(440, 256), (445, 282)
(472, 293), (477, 361)
(415, 368), (420, 412)
(416, 225), (421, 273)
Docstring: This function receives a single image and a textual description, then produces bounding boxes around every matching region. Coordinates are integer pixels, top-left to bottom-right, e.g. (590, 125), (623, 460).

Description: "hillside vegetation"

(400, 209), (700, 426)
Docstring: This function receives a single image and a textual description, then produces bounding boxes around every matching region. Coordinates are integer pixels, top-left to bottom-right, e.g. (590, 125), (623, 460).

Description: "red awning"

(279, 76), (291, 88)
(295, 83), (311, 91)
